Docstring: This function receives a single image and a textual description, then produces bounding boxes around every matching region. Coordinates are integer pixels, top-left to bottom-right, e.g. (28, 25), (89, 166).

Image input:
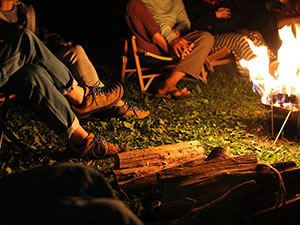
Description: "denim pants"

(0, 163), (145, 225)
(0, 27), (79, 138)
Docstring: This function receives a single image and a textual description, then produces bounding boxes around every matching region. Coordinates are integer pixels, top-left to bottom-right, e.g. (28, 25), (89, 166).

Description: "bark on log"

(113, 145), (300, 225)
(114, 141), (206, 192)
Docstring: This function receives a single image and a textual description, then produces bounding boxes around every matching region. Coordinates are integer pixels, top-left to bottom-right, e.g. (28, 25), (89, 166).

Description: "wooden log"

(159, 158), (300, 224)
(158, 153), (260, 219)
(169, 179), (258, 225)
(114, 145), (300, 225)
(116, 140), (204, 169)
(247, 194), (300, 225)
(114, 141), (206, 192)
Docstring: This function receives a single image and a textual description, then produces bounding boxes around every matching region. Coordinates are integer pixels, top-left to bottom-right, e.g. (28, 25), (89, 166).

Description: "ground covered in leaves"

(1, 62), (300, 220)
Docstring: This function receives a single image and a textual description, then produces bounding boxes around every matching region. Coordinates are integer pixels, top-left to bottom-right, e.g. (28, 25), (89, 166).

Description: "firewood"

(113, 145), (300, 225)
(114, 141), (205, 192)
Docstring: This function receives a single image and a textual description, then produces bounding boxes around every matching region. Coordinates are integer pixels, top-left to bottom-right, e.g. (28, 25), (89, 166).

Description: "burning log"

(113, 144), (300, 225)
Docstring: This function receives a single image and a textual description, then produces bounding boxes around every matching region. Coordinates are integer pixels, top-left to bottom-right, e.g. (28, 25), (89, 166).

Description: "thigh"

(0, 28), (29, 86)
(183, 30), (214, 44)
(213, 32), (255, 60)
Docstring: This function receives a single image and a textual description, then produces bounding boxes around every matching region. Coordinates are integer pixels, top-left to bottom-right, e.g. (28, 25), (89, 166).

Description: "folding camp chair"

(121, 35), (177, 92)
(121, 35), (234, 92)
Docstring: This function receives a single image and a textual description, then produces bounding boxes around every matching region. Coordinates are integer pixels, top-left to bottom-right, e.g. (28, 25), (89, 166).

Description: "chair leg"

(121, 39), (129, 83)
(131, 37), (146, 91)
(121, 56), (128, 82)
(200, 65), (208, 84)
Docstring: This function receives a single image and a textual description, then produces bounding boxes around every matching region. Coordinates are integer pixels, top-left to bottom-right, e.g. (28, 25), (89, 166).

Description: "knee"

(20, 28), (38, 42)
(71, 44), (85, 56)
(193, 31), (214, 50)
(20, 65), (51, 91)
(201, 31), (214, 47)
(64, 44), (87, 64)
(10, 64), (48, 98)
(17, 28), (32, 38)
(20, 64), (45, 82)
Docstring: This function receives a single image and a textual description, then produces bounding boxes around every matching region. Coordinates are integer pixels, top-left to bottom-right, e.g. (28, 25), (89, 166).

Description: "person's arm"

(152, 32), (170, 54)
(147, 0), (183, 44)
(24, 3), (37, 34)
(185, 0), (219, 31)
(172, 0), (191, 36)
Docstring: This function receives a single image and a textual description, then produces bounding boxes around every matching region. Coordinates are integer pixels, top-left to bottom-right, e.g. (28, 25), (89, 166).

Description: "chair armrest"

(144, 52), (175, 61)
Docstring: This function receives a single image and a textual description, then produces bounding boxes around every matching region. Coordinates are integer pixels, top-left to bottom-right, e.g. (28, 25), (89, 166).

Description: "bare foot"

(158, 87), (191, 97)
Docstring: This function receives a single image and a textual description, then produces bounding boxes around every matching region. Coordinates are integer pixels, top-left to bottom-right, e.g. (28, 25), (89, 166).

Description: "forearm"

(152, 32), (170, 54)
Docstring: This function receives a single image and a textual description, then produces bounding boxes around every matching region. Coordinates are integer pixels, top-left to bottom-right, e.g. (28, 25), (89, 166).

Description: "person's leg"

(54, 44), (150, 119)
(54, 44), (103, 87)
(0, 28), (77, 92)
(2, 64), (80, 139)
(212, 32), (253, 76)
(0, 28), (124, 118)
(212, 31), (277, 76)
(158, 31), (214, 96)
(2, 64), (128, 157)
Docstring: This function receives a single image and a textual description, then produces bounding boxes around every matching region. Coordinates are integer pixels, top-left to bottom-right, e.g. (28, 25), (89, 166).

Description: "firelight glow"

(240, 24), (300, 109)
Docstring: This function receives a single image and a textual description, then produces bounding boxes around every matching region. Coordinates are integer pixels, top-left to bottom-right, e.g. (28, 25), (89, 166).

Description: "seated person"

(125, 0), (214, 99)
(184, 0), (278, 76)
(0, 0), (150, 119)
(275, 0), (300, 28)
(0, 163), (144, 225)
(238, 0), (282, 54)
(0, 25), (128, 158)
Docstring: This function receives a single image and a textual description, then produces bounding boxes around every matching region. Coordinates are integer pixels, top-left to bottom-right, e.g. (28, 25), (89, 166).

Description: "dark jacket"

(184, 0), (281, 53)
(184, 0), (243, 35)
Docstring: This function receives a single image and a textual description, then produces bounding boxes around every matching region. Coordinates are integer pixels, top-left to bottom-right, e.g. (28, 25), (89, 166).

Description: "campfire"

(240, 24), (300, 142)
(240, 24), (300, 110)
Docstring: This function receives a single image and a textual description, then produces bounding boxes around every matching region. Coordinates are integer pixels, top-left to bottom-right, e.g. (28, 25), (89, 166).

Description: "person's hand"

(170, 37), (194, 59)
(215, 7), (231, 19)
(172, 29), (180, 37)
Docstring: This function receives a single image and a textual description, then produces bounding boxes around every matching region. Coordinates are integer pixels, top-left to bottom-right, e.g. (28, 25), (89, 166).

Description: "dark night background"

(18, 0), (287, 70)
(21, 0), (130, 65)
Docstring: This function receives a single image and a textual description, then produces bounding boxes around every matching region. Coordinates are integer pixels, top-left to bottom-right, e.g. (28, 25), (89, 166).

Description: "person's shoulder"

(15, 1), (34, 9)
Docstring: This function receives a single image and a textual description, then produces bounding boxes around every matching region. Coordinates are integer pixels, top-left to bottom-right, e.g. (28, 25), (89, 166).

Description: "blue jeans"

(0, 27), (79, 138)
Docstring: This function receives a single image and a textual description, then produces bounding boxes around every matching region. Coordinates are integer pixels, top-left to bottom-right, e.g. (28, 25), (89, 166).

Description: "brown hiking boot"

(70, 133), (129, 158)
(114, 101), (150, 119)
(72, 82), (124, 119)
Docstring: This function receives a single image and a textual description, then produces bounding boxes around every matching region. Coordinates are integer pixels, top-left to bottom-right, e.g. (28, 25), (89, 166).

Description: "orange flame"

(240, 24), (300, 109)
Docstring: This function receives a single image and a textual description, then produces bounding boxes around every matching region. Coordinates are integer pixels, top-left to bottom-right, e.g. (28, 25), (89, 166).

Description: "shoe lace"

(91, 134), (120, 158)
(126, 101), (148, 117)
(86, 81), (120, 106)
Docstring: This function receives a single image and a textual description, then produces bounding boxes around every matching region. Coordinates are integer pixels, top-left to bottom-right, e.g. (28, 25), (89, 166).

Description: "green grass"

(2, 63), (300, 172)
(1, 63), (300, 219)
